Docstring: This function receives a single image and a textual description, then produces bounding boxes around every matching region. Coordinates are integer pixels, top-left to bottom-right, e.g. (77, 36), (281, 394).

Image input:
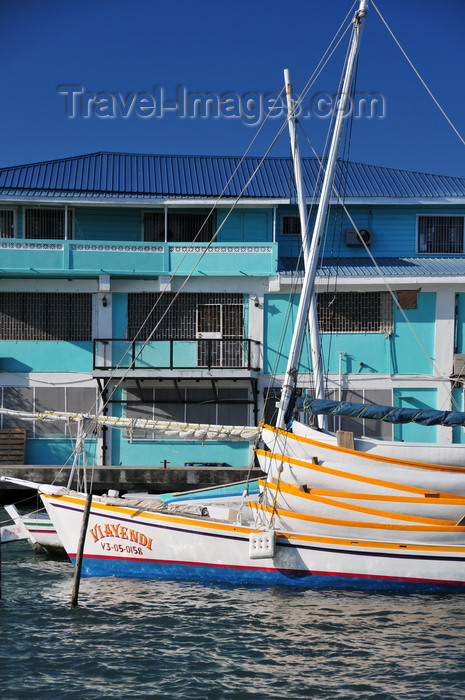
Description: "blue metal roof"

(1, 152), (465, 200)
(280, 257), (465, 276)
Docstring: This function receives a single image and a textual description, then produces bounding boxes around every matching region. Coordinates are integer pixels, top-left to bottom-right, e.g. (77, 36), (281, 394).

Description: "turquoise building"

(1, 152), (465, 465)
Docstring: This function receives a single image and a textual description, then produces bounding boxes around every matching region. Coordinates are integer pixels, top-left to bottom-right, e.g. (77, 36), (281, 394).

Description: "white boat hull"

(1, 523), (27, 543)
(255, 479), (465, 523)
(40, 488), (465, 592)
(250, 500), (465, 545)
(3, 503), (63, 554)
(260, 426), (465, 495)
(21, 513), (63, 553)
(293, 420), (465, 467)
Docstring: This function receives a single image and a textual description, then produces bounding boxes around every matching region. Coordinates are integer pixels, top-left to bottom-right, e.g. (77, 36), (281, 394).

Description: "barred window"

(143, 210), (214, 242)
(317, 291), (393, 334)
(282, 216), (301, 235)
(0, 209), (15, 238)
(25, 208), (73, 239)
(418, 216), (464, 254)
(128, 292), (243, 340)
(0, 293), (92, 340)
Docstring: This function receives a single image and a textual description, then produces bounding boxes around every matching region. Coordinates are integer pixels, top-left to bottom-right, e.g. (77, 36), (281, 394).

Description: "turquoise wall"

(264, 294), (312, 374)
(76, 207), (273, 243)
(113, 294), (127, 337)
(0, 341), (93, 372)
(216, 210), (271, 242)
(112, 438), (250, 467)
(393, 388), (438, 442)
(21, 431), (249, 468)
(25, 437), (98, 466)
(15, 205), (274, 244)
(276, 205), (465, 260)
(452, 386), (465, 444)
(320, 334), (390, 375)
(73, 207), (141, 241)
(264, 292), (436, 376)
(390, 292), (435, 375)
(455, 293), (465, 353)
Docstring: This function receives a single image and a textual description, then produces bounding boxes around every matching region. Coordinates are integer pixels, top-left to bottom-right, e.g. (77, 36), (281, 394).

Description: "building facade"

(1, 152), (465, 466)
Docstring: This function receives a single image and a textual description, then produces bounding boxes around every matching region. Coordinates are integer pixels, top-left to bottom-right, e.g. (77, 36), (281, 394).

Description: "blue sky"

(2, 0), (465, 177)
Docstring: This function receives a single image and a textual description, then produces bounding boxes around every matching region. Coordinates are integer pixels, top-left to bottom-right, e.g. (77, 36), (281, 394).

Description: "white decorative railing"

(70, 244), (164, 253)
(0, 241), (64, 250)
(169, 245), (273, 254)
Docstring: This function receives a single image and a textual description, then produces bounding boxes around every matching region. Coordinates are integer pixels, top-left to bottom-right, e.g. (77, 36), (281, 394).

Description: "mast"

(276, 0), (368, 430)
(284, 68), (326, 429)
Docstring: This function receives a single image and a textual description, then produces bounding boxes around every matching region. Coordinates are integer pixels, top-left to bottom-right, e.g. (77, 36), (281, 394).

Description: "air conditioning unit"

(345, 228), (372, 246)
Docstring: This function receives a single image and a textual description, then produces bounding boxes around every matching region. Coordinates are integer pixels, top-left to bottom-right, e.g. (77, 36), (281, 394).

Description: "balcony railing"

(0, 240), (277, 277)
(93, 338), (261, 371)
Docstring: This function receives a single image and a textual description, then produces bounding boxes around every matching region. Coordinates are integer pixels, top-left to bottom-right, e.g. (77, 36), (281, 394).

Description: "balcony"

(0, 240), (278, 278)
(93, 337), (261, 376)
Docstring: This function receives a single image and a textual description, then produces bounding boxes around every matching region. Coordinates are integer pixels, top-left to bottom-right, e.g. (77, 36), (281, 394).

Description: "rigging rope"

(371, 0), (465, 149)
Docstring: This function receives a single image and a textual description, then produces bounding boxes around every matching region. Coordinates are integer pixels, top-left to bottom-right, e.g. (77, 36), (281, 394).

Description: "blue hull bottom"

(73, 556), (465, 594)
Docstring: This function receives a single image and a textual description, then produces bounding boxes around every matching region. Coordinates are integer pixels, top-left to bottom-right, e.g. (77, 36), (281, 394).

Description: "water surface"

(1, 538), (465, 698)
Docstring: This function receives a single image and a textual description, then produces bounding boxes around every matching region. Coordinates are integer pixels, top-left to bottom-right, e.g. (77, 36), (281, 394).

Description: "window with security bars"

(282, 216), (301, 235)
(143, 210), (214, 242)
(196, 303), (244, 367)
(128, 292), (244, 367)
(0, 293), (92, 340)
(0, 209), (14, 238)
(25, 208), (73, 239)
(317, 291), (393, 334)
(417, 215), (464, 253)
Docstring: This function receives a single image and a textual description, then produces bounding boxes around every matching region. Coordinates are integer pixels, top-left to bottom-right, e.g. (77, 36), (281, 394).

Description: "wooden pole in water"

(70, 491), (92, 608)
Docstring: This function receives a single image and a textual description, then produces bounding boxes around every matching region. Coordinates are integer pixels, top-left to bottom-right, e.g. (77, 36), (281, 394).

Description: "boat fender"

(249, 530), (276, 559)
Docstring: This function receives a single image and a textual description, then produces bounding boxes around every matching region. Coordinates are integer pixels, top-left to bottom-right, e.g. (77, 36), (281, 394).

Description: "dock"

(0, 464), (264, 504)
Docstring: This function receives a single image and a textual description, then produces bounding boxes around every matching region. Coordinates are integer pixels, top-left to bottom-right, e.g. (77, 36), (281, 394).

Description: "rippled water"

(1, 539), (465, 699)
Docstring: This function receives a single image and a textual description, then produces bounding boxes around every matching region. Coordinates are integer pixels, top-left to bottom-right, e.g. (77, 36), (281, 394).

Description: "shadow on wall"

(0, 358), (33, 372)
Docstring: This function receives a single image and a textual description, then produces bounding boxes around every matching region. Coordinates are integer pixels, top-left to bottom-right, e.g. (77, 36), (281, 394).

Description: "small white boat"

(249, 499), (465, 544)
(2, 503), (62, 554)
(293, 419), (465, 468)
(258, 430), (465, 495)
(1, 516), (28, 544)
(255, 479), (465, 523)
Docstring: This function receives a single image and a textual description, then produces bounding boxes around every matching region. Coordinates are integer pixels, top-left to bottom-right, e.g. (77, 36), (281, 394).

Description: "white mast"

(284, 67), (326, 429)
(276, 0), (368, 430)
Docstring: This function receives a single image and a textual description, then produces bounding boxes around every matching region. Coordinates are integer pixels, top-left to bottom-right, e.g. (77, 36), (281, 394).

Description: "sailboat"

(22, 0), (465, 591)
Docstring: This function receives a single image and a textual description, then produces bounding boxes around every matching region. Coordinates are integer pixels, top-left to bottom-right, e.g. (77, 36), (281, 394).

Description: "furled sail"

(301, 397), (465, 427)
(0, 408), (259, 441)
